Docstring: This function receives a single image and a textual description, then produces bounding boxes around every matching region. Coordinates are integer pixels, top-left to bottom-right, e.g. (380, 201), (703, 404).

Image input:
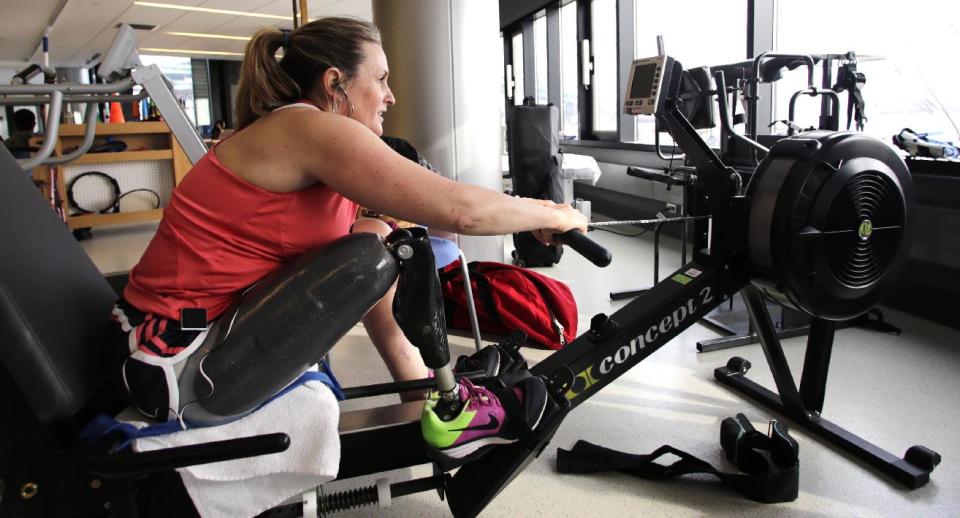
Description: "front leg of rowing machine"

(387, 228), (461, 416)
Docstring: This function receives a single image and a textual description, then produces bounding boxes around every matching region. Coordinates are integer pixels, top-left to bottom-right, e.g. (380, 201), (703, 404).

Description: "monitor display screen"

(629, 63), (657, 99)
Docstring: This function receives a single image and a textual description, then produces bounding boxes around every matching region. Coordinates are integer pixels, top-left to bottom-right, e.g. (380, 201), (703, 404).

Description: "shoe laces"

(459, 378), (499, 409)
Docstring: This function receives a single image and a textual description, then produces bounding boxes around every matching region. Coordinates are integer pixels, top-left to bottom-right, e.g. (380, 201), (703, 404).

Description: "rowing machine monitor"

(623, 55), (677, 116)
(624, 55), (714, 131)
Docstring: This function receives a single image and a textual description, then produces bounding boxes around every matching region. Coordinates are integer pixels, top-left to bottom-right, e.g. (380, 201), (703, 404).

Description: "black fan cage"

(822, 171), (905, 288)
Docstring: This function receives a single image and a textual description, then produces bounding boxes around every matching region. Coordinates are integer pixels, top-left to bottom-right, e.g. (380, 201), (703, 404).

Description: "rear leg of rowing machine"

(715, 285), (941, 489)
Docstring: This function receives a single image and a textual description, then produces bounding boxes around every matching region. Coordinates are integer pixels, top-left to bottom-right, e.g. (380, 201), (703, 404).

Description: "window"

(590, 0), (617, 133)
(559, 1), (579, 138)
(511, 32), (525, 105)
(141, 55), (196, 124)
(534, 14), (549, 104)
(499, 35), (508, 170)
(775, 0), (960, 144)
(632, 0), (748, 145)
(191, 59), (212, 128)
(505, 0), (751, 146)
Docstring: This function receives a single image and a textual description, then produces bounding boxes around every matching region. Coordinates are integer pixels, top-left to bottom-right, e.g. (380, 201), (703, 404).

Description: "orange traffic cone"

(109, 101), (126, 124)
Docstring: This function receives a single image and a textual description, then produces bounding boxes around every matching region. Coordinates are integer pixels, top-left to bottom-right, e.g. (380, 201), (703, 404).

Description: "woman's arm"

(296, 111), (586, 238)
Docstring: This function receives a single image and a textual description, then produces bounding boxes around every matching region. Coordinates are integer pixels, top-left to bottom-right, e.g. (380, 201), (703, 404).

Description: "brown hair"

(235, 17), (381, 129)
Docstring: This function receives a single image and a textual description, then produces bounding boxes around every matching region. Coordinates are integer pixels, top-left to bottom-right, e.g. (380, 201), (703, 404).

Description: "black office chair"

(0, 146), (286, 517)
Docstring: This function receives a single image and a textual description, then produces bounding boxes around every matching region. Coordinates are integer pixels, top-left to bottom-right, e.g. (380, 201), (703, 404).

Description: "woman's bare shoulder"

(214, 110), (336, 192)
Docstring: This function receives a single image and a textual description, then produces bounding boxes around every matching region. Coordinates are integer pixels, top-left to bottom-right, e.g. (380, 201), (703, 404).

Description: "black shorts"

(109, 298), (213, 422)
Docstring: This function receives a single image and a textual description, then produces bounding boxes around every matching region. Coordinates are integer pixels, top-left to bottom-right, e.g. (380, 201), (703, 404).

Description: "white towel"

(133, 380), (340, 518)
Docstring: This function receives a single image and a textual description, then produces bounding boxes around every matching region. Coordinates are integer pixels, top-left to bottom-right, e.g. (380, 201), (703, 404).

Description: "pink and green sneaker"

(421, 376), (547, 467)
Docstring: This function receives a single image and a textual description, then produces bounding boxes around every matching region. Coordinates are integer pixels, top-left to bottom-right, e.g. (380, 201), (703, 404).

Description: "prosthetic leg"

(388, 228), (461, 416)
(178, 232), (400, 425)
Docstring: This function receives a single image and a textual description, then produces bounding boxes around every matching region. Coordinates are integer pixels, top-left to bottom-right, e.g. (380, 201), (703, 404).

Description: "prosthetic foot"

(421, 375), (548, 470)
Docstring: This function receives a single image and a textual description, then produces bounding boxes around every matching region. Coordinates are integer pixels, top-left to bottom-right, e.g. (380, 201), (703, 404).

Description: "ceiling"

(0, 0), (373, 68)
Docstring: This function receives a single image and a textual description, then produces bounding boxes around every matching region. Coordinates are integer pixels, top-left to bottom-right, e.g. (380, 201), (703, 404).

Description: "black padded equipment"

(0, 145), (118, 424)
(507, 100), (564, 267)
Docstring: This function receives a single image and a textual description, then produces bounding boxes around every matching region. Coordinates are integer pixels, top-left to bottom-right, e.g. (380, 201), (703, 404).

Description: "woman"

(110, 17), (586, 461)
(209, 119), (226, 140)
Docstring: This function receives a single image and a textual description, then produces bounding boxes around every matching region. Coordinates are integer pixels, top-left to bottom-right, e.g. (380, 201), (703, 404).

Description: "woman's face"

(342, 42), (395, 136)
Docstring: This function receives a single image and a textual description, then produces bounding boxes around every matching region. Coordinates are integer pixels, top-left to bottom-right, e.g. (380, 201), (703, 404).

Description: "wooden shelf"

(68, 209), (165, 229)
(32, 119), (190, 232)
(57, 121), (171, 137)
(72, 150), (173, 165)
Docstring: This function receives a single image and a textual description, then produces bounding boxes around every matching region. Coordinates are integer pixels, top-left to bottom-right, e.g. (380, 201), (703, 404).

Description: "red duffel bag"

(439, 260), (577, 349)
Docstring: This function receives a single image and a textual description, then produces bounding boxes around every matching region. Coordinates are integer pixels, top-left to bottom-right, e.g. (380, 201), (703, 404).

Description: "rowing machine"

(438, 54), (937, 516)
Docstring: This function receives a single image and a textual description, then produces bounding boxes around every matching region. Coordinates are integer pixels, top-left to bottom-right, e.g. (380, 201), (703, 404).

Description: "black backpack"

(507, 98), (563, 267)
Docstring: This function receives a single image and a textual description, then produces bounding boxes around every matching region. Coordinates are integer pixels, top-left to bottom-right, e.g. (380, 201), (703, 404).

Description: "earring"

(337, 83), (355, 115)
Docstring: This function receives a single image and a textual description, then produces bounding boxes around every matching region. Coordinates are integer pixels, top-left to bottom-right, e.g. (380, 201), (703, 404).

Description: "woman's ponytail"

(235, 28), (301, 129)
(235, 18), (381, 129)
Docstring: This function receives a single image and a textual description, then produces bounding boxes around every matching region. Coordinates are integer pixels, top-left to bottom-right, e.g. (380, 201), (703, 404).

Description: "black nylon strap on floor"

(557, 440), (798, 504)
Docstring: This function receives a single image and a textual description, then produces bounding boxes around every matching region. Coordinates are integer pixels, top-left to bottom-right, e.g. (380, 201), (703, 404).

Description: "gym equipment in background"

(0, 24), (206, 173)
(658, 50), (886, 352)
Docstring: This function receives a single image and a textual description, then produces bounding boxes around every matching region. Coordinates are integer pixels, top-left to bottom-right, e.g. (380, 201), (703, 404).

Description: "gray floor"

(81, 221), (960, 517)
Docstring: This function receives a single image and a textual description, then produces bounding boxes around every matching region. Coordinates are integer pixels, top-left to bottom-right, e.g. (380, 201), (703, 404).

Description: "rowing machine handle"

(557, 230), (612, 267)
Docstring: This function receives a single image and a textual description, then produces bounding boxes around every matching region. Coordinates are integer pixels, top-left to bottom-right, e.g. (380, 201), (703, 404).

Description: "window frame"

(533, 11), (549, 105)
(577, 0), (619, 142)
(503, 0), (760, 151)
(557, 0), (579, 139)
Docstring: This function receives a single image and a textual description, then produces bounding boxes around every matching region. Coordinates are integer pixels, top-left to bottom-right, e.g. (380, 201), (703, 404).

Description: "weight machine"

(0, 24), (207, 173)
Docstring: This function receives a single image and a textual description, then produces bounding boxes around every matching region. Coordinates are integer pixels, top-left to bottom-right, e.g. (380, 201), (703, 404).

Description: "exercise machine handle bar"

(0, 64), (208, 170)
(751, 52), (816, 89)
(17, 90), (62, 170)
(714, 70), (769, 161)
(556, 229), (612, 267)
(788, 88), (841, 135)
(745, 52), (816, 140)
(0, 92), (149, 106)
(0, 77), (147, 170)
(0, 77), (136, 95)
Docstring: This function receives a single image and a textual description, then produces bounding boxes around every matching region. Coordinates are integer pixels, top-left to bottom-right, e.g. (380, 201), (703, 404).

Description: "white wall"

(374, 0), (505, 262)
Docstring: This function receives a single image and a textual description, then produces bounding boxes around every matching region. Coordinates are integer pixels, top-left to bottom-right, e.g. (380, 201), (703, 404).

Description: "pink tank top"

(124, 104), (359, 320)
